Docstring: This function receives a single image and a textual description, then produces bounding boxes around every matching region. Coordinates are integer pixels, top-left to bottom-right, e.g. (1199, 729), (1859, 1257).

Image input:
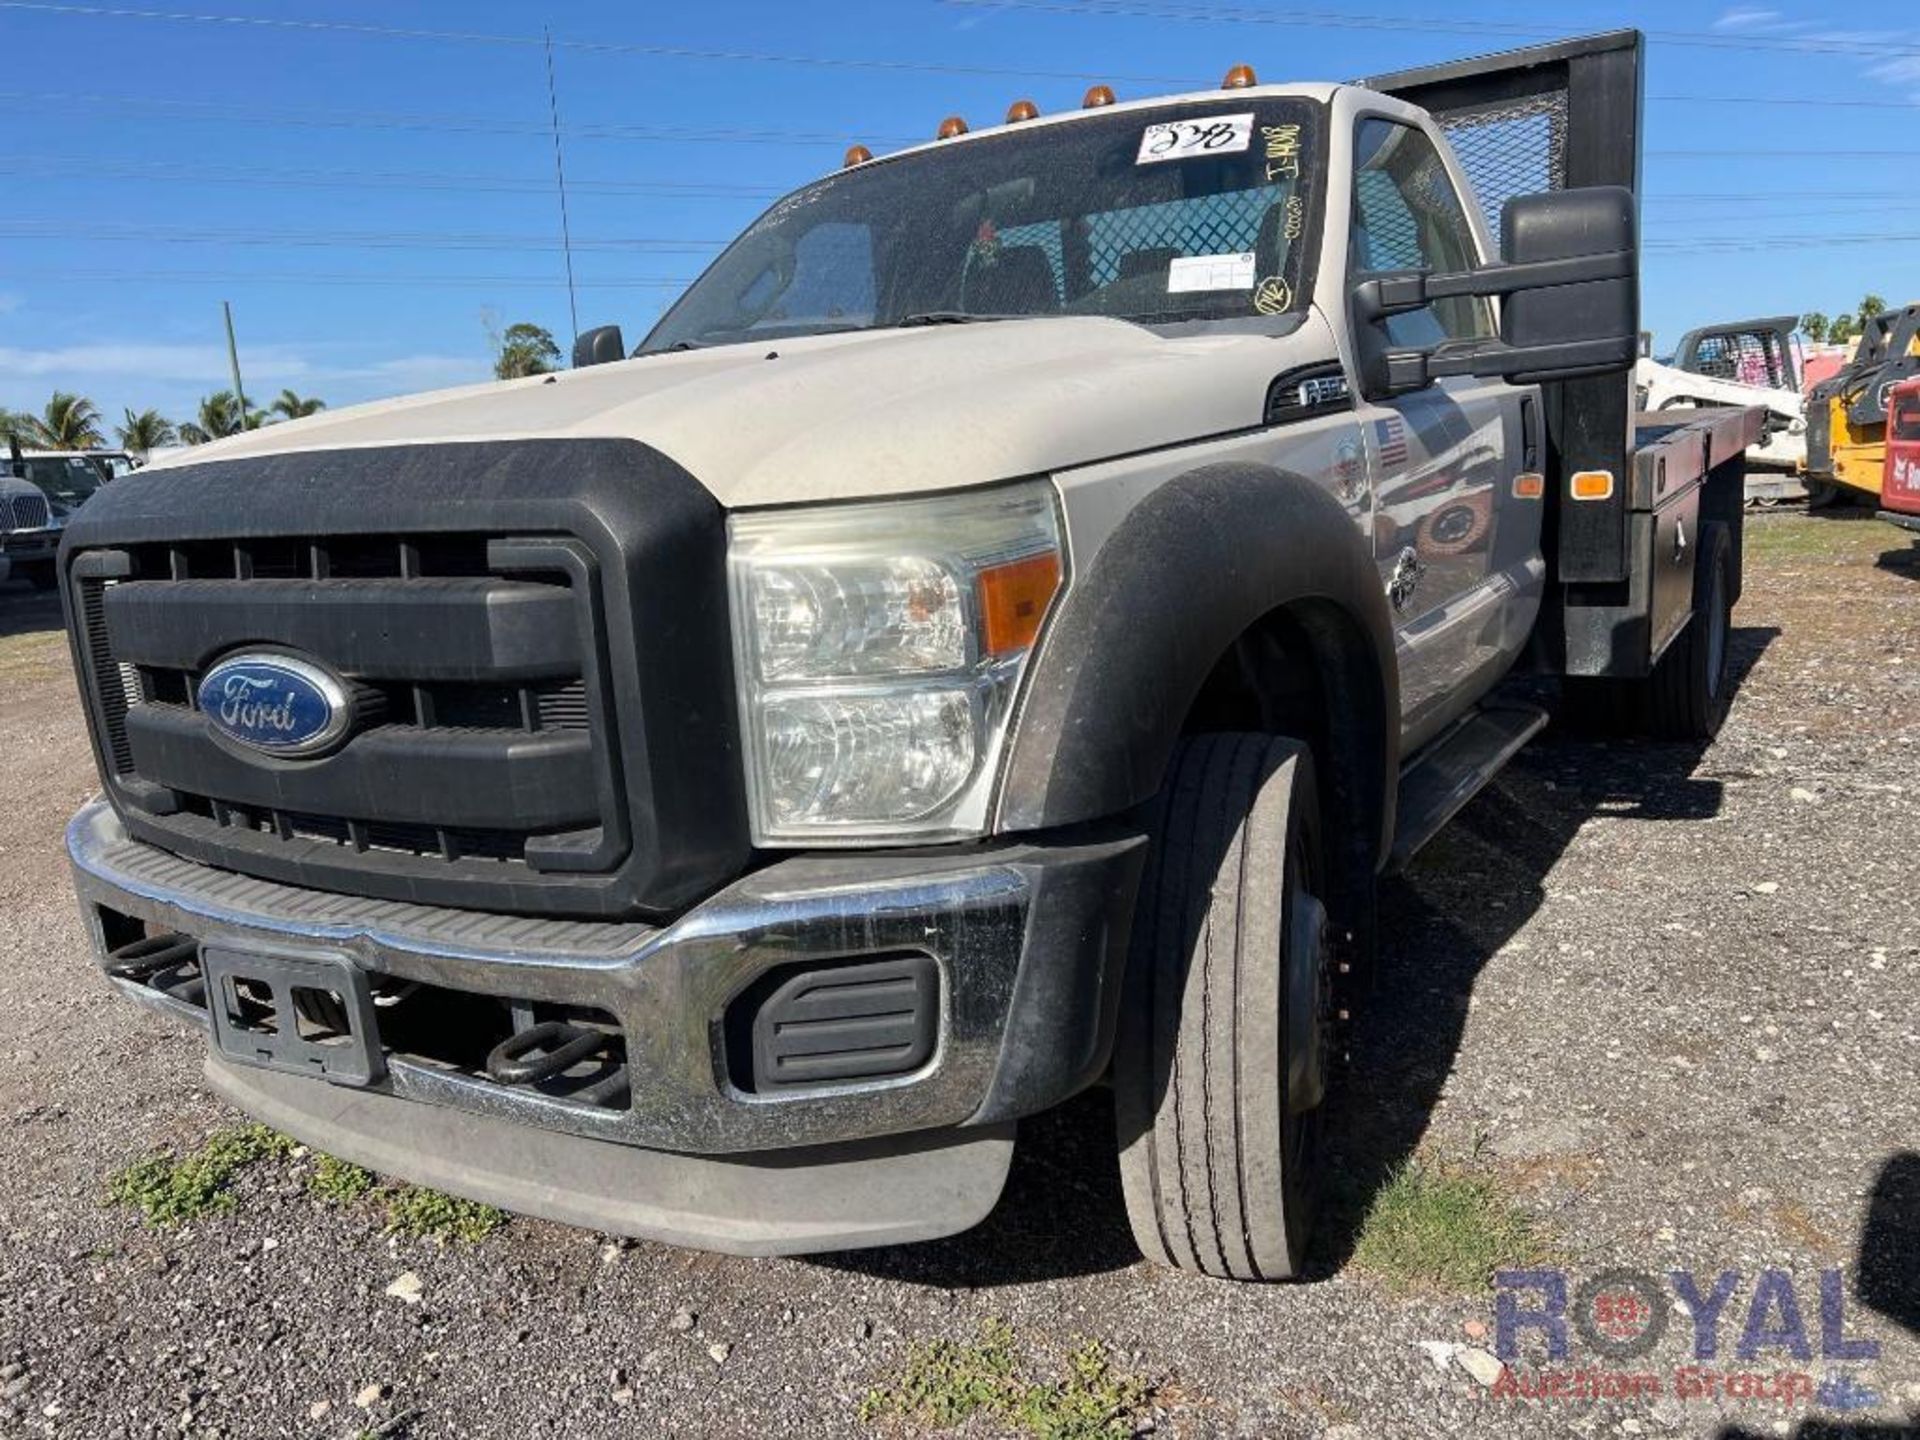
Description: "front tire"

(1114, 734), (1331, 1281)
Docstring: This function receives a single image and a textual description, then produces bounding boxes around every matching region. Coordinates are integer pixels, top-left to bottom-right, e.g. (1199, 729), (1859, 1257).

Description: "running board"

(1387, 702), (1548, 872)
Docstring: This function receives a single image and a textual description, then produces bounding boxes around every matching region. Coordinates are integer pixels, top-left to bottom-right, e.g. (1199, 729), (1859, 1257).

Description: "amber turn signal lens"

(1082, 84), (1116, 108)
(937, 115), (969, 139)
(1005, 98), (1040, 123)
(1569, 470), (1616, 501)
(1222, 63), (1257, 89)
(842, 144), (872, 168)
(978, 551), (1063, 657)
(1513, 472), (1545, 499)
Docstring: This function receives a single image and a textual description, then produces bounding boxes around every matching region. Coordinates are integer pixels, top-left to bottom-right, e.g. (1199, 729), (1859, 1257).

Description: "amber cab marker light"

(1005, 98), (1040, 123)
(1222, 63), (1258, 89)
(1570, 470), (1616, 501)
(1082, 84), (1116, 108)
(937, 115), (969, 139)
(842, 144), (872, 168)
(978, 551), (1063, 657)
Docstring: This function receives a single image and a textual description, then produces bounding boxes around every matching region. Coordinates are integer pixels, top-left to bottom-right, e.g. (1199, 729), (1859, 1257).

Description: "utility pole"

(222, 300), (251, 433)
(544, 27), (581, 346)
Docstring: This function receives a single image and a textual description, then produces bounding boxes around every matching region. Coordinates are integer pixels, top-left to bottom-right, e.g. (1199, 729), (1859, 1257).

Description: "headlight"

(728, 479), (1064, 843)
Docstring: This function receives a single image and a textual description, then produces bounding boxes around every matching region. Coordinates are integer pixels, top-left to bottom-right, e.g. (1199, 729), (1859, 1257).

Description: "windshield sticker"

(1283, 194), (1306, 241)
(1167, 252), (1257, 293)
(1253, 276), (1294, 315)
(1262, 123), (1303, 182)
(1136, 113), (1254, 164)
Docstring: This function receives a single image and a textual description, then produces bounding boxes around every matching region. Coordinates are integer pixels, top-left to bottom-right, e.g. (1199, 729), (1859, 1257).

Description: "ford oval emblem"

(196, 653), (353, 757)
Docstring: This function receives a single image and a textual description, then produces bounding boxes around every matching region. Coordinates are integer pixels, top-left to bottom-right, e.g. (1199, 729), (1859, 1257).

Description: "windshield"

(641, 97), (1322, 352)
(20, 457), (103, 509)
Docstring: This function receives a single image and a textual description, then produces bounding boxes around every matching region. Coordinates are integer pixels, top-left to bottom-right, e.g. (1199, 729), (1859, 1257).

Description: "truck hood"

(151, 315), (1325, 508)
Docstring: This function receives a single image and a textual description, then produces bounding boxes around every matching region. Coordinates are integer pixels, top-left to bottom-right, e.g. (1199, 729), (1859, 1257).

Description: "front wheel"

(1114, 734), (1332, 1281)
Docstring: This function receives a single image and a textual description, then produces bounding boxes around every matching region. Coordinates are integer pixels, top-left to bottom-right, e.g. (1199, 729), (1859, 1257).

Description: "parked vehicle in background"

(81, 450), (142, 482)
(1806, 302), (1920, 502)
(1878, 378), (1920, 533)
(61, 30), (1759, 1280)
(5, 449), (106, 588)
(1635, 315), (1814, 505)
(0, 472), (57, 589)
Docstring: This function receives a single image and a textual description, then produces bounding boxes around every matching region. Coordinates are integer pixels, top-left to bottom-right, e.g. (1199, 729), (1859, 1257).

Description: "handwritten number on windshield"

(1147, 121), (1241, 157)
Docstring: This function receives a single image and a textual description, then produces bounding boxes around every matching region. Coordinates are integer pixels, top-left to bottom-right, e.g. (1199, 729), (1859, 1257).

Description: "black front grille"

(62, 439), (751, 920)
(70, 529), (623, 905)
(1, 489), (51, 532)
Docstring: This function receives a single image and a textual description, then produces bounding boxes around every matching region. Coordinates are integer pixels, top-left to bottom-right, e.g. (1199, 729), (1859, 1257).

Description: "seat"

(1116, 247), (1180, 285)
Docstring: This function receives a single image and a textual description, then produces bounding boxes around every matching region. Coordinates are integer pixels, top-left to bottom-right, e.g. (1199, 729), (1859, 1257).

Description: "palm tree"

(0, 408), (27, 445)
(269, 388), (326, 421)
(115, 408), (177, 459)
(26, 391), (106, 450)
(177, 390), (266, 445)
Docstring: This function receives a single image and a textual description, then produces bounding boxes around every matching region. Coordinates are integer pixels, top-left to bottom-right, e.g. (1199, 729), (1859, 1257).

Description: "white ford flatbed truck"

(62, 30), (1759, 1279)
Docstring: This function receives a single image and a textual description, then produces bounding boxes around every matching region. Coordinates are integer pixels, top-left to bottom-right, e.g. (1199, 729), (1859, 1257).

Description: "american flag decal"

(1374, 416), (1410, 467)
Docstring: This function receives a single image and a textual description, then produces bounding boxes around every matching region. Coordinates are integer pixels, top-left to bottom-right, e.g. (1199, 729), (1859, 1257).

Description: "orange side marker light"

(978, 551), (1063, 656)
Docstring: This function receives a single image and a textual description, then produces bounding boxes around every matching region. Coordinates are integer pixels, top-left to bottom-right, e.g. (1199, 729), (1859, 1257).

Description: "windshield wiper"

(893, 311), (1023, 328)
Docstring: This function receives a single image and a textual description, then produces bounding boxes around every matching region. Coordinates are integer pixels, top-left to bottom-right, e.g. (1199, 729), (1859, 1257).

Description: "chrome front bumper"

(68, 799), (1143, 1157)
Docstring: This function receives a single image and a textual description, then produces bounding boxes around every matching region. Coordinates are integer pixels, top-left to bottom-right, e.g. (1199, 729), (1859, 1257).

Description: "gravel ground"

(0, 511), (1915, 1440)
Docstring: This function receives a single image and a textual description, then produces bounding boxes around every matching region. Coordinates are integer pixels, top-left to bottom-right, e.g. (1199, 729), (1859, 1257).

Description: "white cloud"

(0, 340), (487, 432)
(0, 341), (304, 382)
(1715, 8), (1785, 30)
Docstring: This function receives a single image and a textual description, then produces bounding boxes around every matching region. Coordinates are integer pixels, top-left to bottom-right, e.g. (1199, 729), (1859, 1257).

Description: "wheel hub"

(1285, 891), (1331, 1114)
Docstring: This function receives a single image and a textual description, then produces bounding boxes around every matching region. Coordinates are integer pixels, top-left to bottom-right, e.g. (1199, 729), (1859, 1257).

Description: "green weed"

(860, 1319), (1149, 1439)
(106, 1123), (294, 1226)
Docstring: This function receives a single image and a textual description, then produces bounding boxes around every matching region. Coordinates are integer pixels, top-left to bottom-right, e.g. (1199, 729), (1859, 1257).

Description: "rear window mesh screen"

(996, 187), (1289, 295)
(1426, 91), (1568, 248)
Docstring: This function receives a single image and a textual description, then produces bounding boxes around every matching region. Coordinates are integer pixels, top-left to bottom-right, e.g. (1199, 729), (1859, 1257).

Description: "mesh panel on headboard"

(1424, 91), (1569, 248)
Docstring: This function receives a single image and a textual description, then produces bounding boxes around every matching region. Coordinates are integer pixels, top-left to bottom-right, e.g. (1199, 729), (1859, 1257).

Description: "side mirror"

(1353, 185), (1639, 399)
(572, 325), (626, 368)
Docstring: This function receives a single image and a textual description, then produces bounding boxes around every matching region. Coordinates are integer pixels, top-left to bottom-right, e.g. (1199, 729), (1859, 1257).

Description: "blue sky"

(1, 0), (1916, 431)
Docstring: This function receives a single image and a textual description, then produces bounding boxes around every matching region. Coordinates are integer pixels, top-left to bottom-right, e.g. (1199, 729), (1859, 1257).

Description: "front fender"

(999, 462), (1398, 867)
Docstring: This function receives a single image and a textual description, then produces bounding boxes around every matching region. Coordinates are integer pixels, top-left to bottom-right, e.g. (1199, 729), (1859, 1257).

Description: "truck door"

(1347, 116), (1541, 748)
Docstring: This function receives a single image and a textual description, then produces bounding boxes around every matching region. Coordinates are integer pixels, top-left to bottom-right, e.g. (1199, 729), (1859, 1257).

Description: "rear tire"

(1561, 522), (1735, 741)
(1114, 734), (1331, 1281)
(1643, 521), (1734, 740)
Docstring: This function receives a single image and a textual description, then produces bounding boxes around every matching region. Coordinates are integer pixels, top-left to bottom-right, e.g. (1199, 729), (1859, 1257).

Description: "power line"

(15, 0), (1920, 71)
(2, 268), (696, 288)
(0, 89), (920, 146)
(0, 154), (784, 198)
(0, 221), (725, 251)
(1649, 149), (1913, 160)
(936, 0), (1920, 61)
(0, 1), (1207, 84)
